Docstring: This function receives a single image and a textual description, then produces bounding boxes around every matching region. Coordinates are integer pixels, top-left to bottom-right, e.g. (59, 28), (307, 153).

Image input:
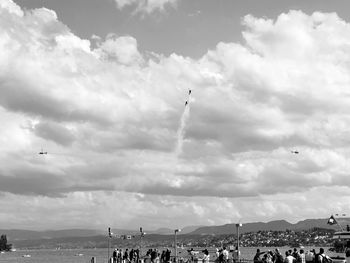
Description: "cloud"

(113, 0), (179, 14)
(32, 121), (76, 146)
(95, 34), (143, 65)
(2, 0), (350, 228)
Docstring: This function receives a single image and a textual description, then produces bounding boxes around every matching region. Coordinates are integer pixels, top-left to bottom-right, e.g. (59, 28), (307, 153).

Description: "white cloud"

(95, 34), (143, 65)
(114, 0), (179, 14)
(1, 1), (350, 228)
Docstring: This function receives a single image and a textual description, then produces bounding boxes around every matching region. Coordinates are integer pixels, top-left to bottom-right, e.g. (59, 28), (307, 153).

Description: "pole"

(140, 227), (143, 254)
(236, 223), (242, 263)
(237, 225), (239, 263)
(108, 227), (111, 263)
(174, 229), (181, 263)
(174, 230), (177, 263)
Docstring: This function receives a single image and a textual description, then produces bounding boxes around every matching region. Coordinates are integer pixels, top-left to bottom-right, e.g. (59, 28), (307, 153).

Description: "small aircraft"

(185, 101), (188, 106)
(39, 148), (48, 155)
(189, 89), (192, 95)
(291, 150), (299, 154)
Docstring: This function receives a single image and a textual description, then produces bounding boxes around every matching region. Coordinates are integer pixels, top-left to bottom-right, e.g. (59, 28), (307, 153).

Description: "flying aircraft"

(291, 150), (299, 154)
(185, 101), (188, 106)
(39, 148), (48, 155)
(189, 89), (192, 95)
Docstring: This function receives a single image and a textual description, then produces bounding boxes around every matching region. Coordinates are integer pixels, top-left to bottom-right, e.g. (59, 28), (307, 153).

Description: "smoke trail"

(175, 93), (191, 156)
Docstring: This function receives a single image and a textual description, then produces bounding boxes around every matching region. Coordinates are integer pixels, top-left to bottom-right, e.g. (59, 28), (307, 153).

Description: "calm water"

(0, 247), (331, 263)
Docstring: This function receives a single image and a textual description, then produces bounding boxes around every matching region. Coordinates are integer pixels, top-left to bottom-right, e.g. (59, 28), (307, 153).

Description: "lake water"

(0, 247), (330, 263)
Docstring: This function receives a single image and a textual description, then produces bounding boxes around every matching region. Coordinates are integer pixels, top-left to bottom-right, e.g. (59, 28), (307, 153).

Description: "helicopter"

(39, 148), (48, 155)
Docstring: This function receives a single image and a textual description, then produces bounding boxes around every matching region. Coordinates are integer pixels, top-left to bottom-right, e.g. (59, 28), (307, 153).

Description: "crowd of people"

(112, 248), (140, 263)
(111, 248), (173, 263)
(110, 247), (334, 263)
(253, 248), (333, 263)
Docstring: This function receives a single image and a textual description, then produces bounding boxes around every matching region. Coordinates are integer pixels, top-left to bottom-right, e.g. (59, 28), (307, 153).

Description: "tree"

(0, 235), (12, 251)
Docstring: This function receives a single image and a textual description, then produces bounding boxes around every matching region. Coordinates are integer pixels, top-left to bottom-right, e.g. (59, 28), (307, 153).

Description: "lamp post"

(108, 227), (112, 263)
(174, 229), (181, 263)
(140, 227), (145, 253)
(235, 223), (242, 263)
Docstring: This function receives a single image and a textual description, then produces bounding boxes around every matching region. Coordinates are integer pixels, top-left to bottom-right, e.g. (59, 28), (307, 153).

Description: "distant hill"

(148, 226), (204, 235)
(188, 218), (350, 235)
(189, 220), (292, 235)
(0, 229), (103, 241)
(2, 217), (350, 242)
(0, 226), (203, 241)
(180, 225), (205, 234)
(148, 228), (173, 235)
(293, 218), (350, 230)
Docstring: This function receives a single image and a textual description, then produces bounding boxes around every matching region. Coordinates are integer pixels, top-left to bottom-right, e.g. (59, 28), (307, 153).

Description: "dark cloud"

(33, 121), (76, 146)
(0, 166), (113, 197)
(0, 168), (66, 197)
(0, 79), (112, 125)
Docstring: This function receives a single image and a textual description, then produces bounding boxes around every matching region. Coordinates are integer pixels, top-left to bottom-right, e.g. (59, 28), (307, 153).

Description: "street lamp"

(140, 227), (146, 253)
(174, 229), (181, 263)
(236, 223), (242, 263)
(108, 227), (113, 263)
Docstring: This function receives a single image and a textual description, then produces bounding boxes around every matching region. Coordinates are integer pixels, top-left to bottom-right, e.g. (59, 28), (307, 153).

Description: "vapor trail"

(175, 91), (191, 156)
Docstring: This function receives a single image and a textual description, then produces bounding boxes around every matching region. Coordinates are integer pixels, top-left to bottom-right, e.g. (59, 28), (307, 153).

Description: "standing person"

(284, 251), (295, 263)
(161, 251), (166, 263)
(130, 249), (134, 263)
(215, 248), (220, 261)
(113, 249), (118, 263)
(155, 252), (160, 263)
(118, 249), (123, 263)
(165, 249), (171, 263)
(202, 249), (210, 263)
(292, 249), (301, 263)
(151, 249), (157, 263)
(305, 250), (314, 263)
(317, 248), (332, 263)
(266, 251), (273, 263)
(135, 250), (140, 263)
(124, 249), (129, 263)
(274, 249), (284, 263)
(254, 249), (265, 263)
(189, 248), (195, 263)
(144, 250), (151, 263)
(222, 247), (229, 263)
(218, 249), (224, 263)
(299, 250), (306, 263)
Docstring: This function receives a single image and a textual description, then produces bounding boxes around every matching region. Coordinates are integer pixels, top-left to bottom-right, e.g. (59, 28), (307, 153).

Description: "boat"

(22, 254), (31, 258)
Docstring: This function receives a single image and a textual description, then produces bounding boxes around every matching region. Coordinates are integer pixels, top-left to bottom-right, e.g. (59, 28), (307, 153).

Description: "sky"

(1, 0), (350, 231)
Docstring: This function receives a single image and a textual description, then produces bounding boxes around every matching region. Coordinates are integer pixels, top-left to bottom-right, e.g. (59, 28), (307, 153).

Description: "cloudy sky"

(1, 0), (350, 231)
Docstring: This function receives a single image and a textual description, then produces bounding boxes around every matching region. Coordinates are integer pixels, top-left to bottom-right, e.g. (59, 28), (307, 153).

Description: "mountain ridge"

(2, 217), (350, 240)
(188, 218), (350, 235)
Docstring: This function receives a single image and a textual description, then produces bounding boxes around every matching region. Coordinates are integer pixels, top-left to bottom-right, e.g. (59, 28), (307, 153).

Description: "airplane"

(39, 148), (48, 155)
(189, 89), (192, 95)
(291, 150), (299, 154)
(185, 101), (188, 106)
